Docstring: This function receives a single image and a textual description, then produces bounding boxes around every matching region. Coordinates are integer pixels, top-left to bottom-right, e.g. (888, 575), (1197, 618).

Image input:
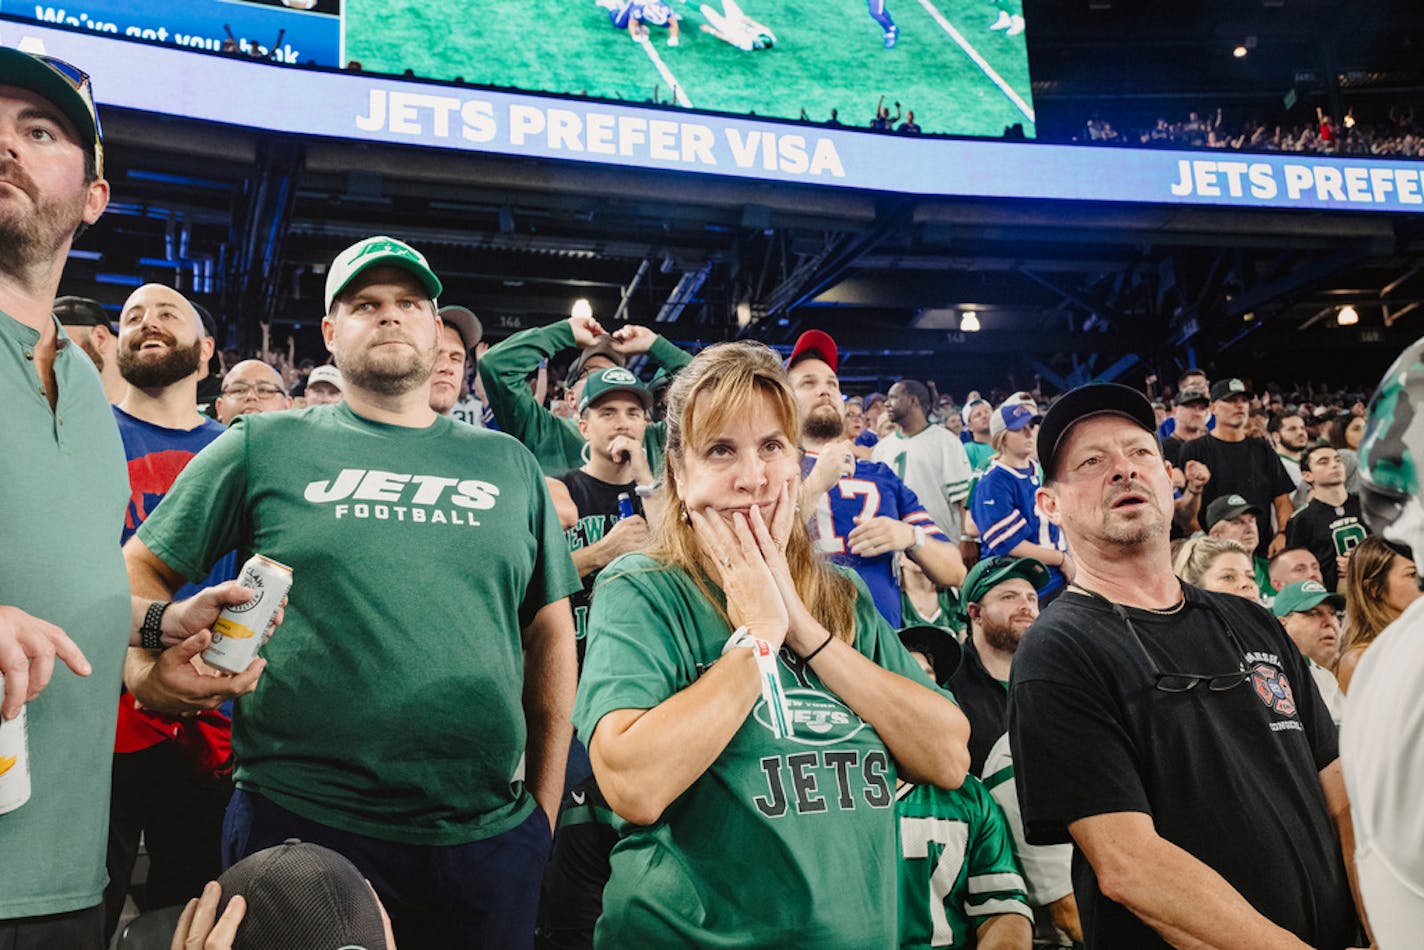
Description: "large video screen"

(7, 17), (1424, 215)
(341, 0), (1035, 137)
(2, 0), (341, 64)
(6, 0), (1034, 136)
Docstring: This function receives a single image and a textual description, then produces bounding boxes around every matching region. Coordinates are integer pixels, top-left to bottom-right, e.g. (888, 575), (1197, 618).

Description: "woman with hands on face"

(573, 342), (970, 949)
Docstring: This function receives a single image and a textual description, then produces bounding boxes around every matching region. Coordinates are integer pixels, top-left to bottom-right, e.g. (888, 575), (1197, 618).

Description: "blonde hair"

(1342, 537), (1407, 654)
(1173, 536), (1249, 587)
(643, 341), (858, 642)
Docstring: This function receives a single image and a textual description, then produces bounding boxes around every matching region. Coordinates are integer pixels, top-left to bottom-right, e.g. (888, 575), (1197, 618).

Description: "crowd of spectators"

(1082, 105), (1424, 158)
(12, 44), (1424, 950)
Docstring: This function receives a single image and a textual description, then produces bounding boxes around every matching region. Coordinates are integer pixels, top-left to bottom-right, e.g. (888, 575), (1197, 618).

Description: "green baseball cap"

(324, 236), (442, 312)
(1271, 580), (1345, 618)
(897, 624), (962, 687)
(0, 49), (103, 178)
(961, 555), (1051, 610)
(577, 366), (652, 414)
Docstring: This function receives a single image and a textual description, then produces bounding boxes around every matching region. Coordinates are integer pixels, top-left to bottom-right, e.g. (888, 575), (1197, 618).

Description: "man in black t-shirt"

(1286, 445), (1368, 592)
(948, 555), (1049, 776)
(1179, 378), (1295, 557)
(555, 368), (659, 651)
(1009, 383), (1362, 949)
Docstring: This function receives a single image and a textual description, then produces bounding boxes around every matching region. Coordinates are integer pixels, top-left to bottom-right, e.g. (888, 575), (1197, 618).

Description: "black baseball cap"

(897, 625), (962, 687)
(1174, 388), (1210, 407)
(216, 840), (389, 949)
(53, 295), (109, 328)
(1203, 493), (1261, 531)
(1037, 383), (1159, 481)
(1210, 378), (1251, 401)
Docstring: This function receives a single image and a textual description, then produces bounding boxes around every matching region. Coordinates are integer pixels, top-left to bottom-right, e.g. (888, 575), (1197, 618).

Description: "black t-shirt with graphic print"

(1008, 584), (1358, 950)
(1285, 494), (1367, 591)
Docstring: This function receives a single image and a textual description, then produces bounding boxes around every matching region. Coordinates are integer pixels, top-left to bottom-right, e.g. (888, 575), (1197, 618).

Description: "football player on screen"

(865, 0), (899, 48)
(697, 0), (776, 51)
(597, 0), (683, 45)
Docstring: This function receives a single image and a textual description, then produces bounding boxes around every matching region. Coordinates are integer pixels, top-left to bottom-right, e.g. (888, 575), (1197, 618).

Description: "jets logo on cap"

(1229, 379), (1245, 392)
(602, 367), (637, 385)
(1301, 581), (1326, 594)
(1228, 494), (1247, 505)
(347, 238), (423, 265)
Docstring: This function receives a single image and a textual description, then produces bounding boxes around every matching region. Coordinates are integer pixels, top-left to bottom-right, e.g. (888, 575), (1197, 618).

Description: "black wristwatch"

(140, 601), (169, 651)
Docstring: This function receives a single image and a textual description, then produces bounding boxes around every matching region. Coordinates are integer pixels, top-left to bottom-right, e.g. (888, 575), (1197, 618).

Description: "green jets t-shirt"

(136, 403), (580, 845)
(574, 553), (943, 949)
(897, 777), (1033, 950)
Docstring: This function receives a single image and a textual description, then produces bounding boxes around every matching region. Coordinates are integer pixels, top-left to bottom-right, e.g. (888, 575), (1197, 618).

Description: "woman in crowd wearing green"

(574, 341), (970, 948)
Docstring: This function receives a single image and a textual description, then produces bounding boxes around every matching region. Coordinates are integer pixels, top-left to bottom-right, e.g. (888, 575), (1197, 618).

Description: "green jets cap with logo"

(1359, 334), (1424, 567)
(324, 235), (443, 312)
(960, 555), (1051, 610)
(1271, 580), (1346, 618)
(577, 366), (652, 414)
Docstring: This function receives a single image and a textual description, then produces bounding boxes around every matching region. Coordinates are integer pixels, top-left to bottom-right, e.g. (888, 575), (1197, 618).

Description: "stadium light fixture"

(571, 299), (593, 320)
(960, 311), (981, 332)
(1233, 45), (1248, 59)
(735, 301), (752, 327)
(1337, 306), (1359, 326)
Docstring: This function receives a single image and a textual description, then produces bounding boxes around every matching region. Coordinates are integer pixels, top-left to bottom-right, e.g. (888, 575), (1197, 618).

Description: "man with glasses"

(0, 51), (266, 948)
(1007, 384), (1363, 949)
(215, 358), (291, 423)
(478, 311), (691, 475)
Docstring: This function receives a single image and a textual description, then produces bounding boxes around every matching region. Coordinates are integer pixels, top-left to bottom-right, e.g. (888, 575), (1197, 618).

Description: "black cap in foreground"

(1037, 383), (1159, 481)
(215, 840), (388, 950)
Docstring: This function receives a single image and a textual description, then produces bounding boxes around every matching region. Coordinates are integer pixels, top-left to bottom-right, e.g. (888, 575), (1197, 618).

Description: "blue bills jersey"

(803, 453), (949, 626)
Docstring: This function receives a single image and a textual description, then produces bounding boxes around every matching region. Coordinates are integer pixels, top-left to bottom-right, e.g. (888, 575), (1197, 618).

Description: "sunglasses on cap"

(37, 55), (104, 178)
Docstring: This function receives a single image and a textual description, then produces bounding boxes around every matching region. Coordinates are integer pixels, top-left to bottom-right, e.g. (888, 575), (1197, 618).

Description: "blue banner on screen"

(0, 0), (339, 65)
(5, 20), (1424, 214)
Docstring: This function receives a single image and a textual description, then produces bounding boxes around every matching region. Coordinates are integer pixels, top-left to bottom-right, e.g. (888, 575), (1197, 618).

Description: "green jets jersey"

(575, 554), (946, 949)
(478, 321), (691, 476)
(897, 776), (1032, 949)
(136, 403), (581, 845)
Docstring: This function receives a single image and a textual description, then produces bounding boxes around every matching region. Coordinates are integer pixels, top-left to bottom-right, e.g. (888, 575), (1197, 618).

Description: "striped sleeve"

(942, 435), (974, 506)
(971, 471), (1033, 556)
(895, 476), (951, 542)
(963, 782), (1033, 922)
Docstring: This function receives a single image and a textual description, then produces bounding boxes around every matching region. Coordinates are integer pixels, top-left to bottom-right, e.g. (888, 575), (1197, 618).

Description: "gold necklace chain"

(1069, 583), (1187, 615)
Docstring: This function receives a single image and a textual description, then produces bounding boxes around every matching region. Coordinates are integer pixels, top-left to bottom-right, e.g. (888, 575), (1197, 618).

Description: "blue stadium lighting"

(94, 273), (145, 287)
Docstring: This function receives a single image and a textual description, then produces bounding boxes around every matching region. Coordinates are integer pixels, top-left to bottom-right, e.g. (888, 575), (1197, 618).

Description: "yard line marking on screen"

(634, 35), (694, 108)
(914, 0), (1034, 123)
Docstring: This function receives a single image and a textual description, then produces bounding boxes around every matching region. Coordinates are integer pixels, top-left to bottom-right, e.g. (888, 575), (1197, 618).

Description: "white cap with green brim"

(324, 236), (443, 312)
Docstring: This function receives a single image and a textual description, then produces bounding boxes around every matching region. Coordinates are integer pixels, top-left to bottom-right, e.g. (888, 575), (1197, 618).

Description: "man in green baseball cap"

(559, 367), (658, 653)
(1272, 580), (1346, 725)
(949, 555), (1050, 775)
(323, 235), (443, 314)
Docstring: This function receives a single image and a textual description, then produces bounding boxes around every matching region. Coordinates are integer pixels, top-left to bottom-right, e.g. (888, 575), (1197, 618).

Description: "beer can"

(202, 554), (293, 674)
(617, 492), (636, 520)
(0, 685), (30, 815)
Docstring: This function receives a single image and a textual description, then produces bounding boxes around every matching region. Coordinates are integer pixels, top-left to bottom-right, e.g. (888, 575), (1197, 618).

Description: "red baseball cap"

(788, 329), (838, 374)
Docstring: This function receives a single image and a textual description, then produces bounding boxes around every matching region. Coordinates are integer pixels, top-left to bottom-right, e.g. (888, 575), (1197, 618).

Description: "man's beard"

(1102, 513), (1167, 547)
(0, 159), (89, 280)
(118, 336), (204, 388)
(803, 404), (845, 441)
(336, 336), (437, 397)
(981, 616), (1028, 655)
